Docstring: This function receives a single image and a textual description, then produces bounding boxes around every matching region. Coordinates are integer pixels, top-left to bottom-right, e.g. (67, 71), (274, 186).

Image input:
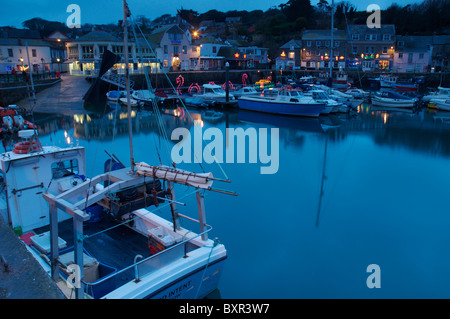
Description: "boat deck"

(33, 214), (151, 288)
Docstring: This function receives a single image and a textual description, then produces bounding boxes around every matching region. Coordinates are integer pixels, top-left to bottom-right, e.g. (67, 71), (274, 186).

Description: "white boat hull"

(372, 97), (415, 108)
(430, 99), (450, 112)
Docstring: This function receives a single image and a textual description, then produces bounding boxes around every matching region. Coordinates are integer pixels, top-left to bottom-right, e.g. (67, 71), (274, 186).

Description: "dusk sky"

(0, 0), (423, 28)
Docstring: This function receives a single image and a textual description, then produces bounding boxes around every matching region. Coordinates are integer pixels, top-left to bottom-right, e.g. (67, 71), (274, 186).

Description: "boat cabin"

(0, 132), (86, 234)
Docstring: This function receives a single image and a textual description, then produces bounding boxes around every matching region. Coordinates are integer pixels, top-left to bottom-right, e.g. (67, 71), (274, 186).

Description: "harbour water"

(24, 103), (450, 298)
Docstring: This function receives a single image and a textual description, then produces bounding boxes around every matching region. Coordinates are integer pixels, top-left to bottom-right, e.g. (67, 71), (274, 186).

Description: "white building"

(148, 24), (199, 71)
(0, 38), (54, 74)
(66, 31), (160, 75)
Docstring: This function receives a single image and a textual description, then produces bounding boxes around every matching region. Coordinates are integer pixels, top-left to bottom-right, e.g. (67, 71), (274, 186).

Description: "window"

(398, 41), (404, 48)
(182, 46), (187, 54)
(352, 34), (359, 41)
(325, 41), (330, 47)
(399, 53), (403, 59)
(383, 34), (391, 41)
(306, 50), (311, 56)
(32, 49), (37, 57)
(192, 46), (197, 52)
(408, 53), (413, 63)
(365, 34), (377, 41)
(51, 159), (79, 179)
(164, 45), (168, 54)
(289, 51), (295, 59)
(306, 41), (312, 47)
(8, 48), (13, 57)
(382, 47), (388, 54)
(419, 53), (424, 59)
(352, 46), (358, 54)
(316, 41), (321, 47)
(173, 46), (179, 55)
(334, 41), (339, 47)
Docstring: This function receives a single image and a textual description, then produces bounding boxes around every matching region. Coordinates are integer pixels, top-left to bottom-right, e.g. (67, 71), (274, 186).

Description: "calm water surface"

(30, 103), (450, 298)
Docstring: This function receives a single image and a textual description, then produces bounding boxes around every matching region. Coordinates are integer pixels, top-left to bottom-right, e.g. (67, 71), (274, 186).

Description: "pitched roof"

(302, 30), (347, 40)
(347, 24), (396, 36)
(0, 38), (51, 47)
(75, 31), (121, 42)
(281, 39), (302, 49)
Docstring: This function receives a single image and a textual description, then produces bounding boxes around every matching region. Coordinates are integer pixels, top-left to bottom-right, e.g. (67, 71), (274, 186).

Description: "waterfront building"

(237, 46), (269, 68)
(66, 30), (159, 75)
(276, 39), (302, 71)
(300, 29), (347, 70)
(148, 24), (199, 71)
(394, 36), (432, 73)
(346, 24), (396, 71)
(0, 29), (61, 74)
(195, 38), (228, 70)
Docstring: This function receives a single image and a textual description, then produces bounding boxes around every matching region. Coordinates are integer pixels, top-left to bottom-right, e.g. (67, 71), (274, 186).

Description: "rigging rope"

(129, 13), (229, 181)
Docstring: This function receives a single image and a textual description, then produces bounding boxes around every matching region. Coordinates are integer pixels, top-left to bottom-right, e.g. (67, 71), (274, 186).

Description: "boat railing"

(80, 214), (214, 292)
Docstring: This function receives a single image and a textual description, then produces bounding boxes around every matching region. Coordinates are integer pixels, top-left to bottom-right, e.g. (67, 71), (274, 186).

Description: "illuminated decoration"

(340, 56), (345, 60)
(242, 73), (248, 87)
(234, 52), (240, 59)
(280, 51), (286, 57)
(176, 74), (184, 95)
(208, 81), (216, 85)
(243, 54), (247, 59)
(188, 83), (201, 94)
(376, 54), (379, 59)
(193, 31), (198, 37)
(335, 56), (338, 61)
(222, 81), (234, 91)
(321, 56), (324, 61)
(361, 53), (365, 58)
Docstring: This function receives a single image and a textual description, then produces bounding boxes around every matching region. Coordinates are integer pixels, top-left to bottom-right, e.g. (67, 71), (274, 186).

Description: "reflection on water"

(24, 103), (450, 298)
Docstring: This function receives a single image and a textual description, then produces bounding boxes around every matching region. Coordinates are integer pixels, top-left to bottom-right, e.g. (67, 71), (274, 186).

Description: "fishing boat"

(119, 97), (141, 108)
(423, 87), (450, 103)
(308, 90), (347, 113)
(131, 90), (157, 106)
(371, 91), (417, 108)
(380, 74), (418, 92)
(380, 74), (398, 88)
(0, 1), (231, 300)
(231, 86), (258, 98)
(345, 88), (370, 100)
(193, 84), (235, 102)
(332, 71), (350, 90)
(106, 90), (127, 102)
(238, 89), (325, 117)
(429, 99), (450, 112)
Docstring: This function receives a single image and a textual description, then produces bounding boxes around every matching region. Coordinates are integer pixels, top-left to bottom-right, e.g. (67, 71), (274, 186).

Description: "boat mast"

(123, 0), (135, 173)
(330, 0), (334, 81)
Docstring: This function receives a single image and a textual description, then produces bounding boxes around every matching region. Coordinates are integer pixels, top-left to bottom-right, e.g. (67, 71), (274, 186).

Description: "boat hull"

(238, 97), (324, 117)
(431, 99), (450, 111)
(372, 97), (415, 108)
